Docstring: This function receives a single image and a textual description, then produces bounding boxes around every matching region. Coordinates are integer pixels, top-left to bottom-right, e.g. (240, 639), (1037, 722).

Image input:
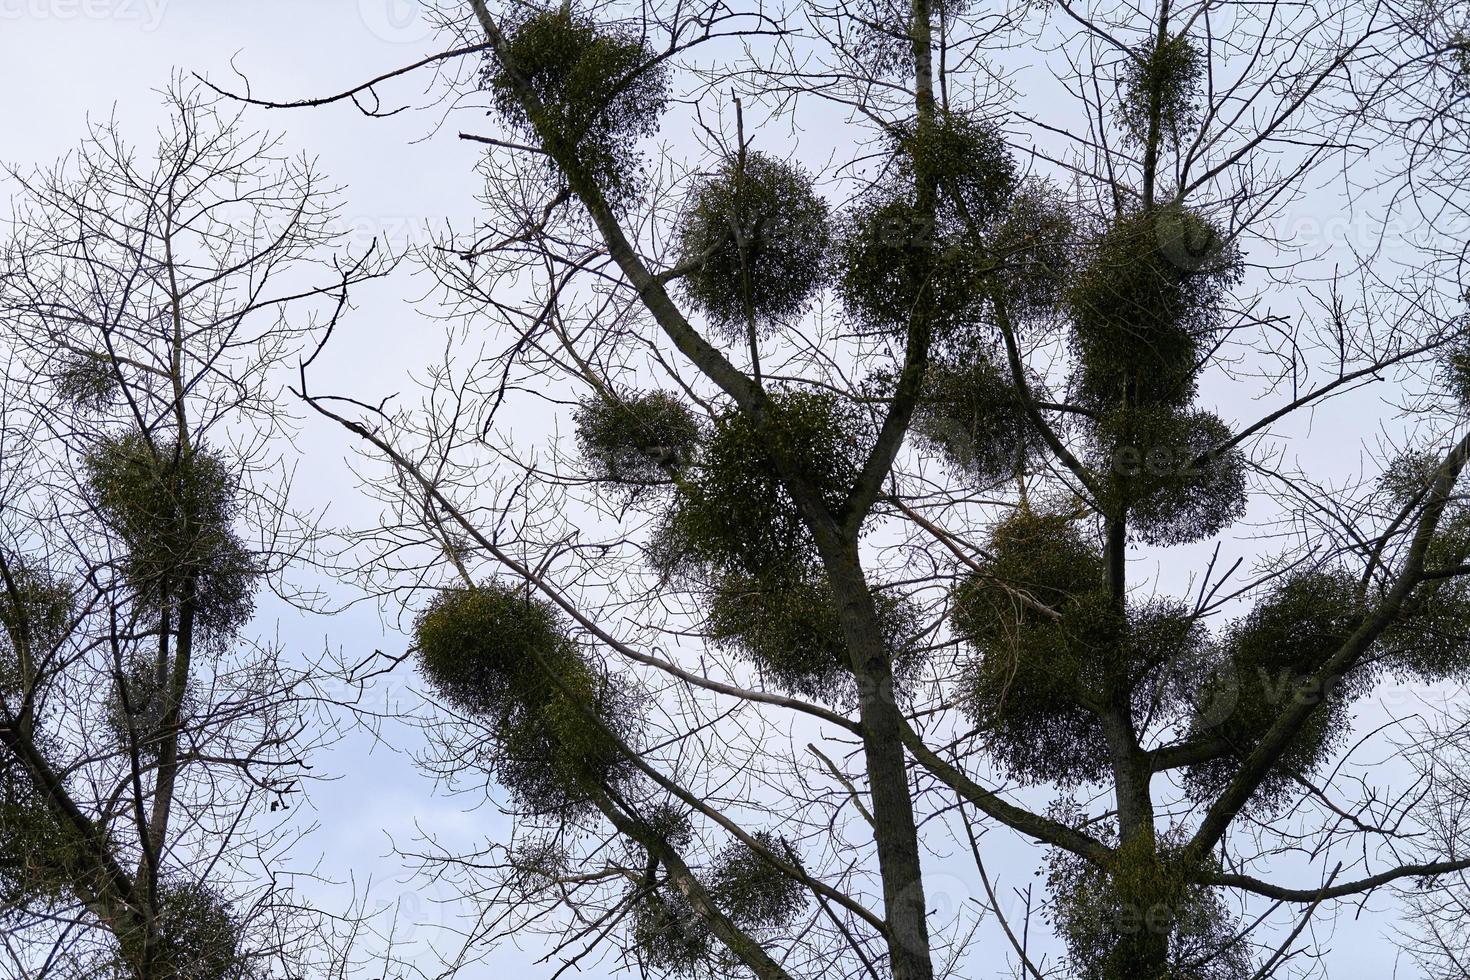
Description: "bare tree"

(216, 0), (1470, 977)
(0, 83), (383, 979)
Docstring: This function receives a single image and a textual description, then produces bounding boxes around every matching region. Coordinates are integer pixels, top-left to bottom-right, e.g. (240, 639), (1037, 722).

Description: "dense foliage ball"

(574, 391), (701, 491)
(984, 181), (1076, 323)
(1437, 331), (1470, 407)
(415, 582), (636, 816)
(677, 152), (831, 334)
(1067, 205), (1240, 412)
(707, 832), (807, 932)
(1385, 505), (1470, 679)
(838, 189), (948, 333)
(958, 591), (1120, 784)
(1378, 448), (1443, 507)
(188, 536), (260, 643)
(953, 510), (1115, 783)
(1047, 839), (1251, 980)
(416, 582), (576, 715)
(1184, 568), (1369, 811)
(84, 435), (258, 639)
(847, 0), (975, 78)
(901, 110), (1017, 227)
(706, 571), (923, 705)
(912, 356), (1036, 484)
(1126, 598), (1212, 721)
(653, 391), (862, 580)
(631, 832), (806, 978)
(1367, 459), (1470, 680)
(0, 558), (73, 697)
(86, 436), (237, 559)
(1094, 408), (1247, 545)
(634, 887), (711, 977)
(485, 8), (669, 206)
(1118, 32), (1205, 145)
(955, 511), (1210, 783)
(838, 109), (1029, 340)
(54, 351), (118, 412)
(157, 882), (250, 980)
(0, 764), (86, 911)
(966, 509), (1106, 615)
(108, 880), (252, 980)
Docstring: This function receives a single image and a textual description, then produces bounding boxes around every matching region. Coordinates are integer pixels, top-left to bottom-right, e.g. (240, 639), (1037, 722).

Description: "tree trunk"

(824, 545), (935, 980)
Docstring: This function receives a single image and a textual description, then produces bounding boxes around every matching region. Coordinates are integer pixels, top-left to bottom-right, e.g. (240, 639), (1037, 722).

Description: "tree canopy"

(7, 0), (1470, 978)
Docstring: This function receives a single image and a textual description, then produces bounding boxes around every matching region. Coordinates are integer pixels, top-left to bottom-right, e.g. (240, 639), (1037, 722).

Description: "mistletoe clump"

(188, 538), (260, 643)
(848, 0), (975, 78)
(634, 886), (712, 977)
(1047, 837), (1251, 980)
(84, 435), (259, 640)
(837, 110), (1070, 348)
(486, 8), (669, 206)
(105, 880), (251, 980)
(836, 189), (974, 335)
(625, 807), (702, 975)
(959, 590), (1122, 785)
(53, 350), (118, 412)
(633, 832), (806, 978)
(0, 558), (73, 697)
(415, 581), (637, 817)
(1126, 599), (1214, 723)
(1184, 568), (1370, 812)
(1385, 505), (1470, 680)
(1094, 408), (1247, 546)
(898, 110), (1018, 226)
(984, 181), (1076, 323)
(956, 511), (1210, 783)
(103, 655), (193, 760)
(85, 436), (238, 564)
(574, 391), (701, 491)
(677, 152), (831, 334)
(707, 833), (807, 933)
(953, 510), (1116, 783)
(958, 509), (1107, 621)
(836, 112), (1019, 338)
(1377, 448), (1444, 507)
(1067, 204), (1240, 412)
(652, 391), (863, 580)
(507, 835), (571, 894)
(1118, 32), (1206, 145)
(912, 356), (1037, 484)
(707, 571), (923, 705)
(0, 765), (89, 912)
(924, 112), (1018, 225)
(1437, 330), (1470, 408)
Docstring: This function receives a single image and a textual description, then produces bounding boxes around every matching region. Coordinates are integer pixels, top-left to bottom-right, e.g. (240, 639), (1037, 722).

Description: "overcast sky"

(0, 2), (1452, 977)
(0, 3), (536, 975)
